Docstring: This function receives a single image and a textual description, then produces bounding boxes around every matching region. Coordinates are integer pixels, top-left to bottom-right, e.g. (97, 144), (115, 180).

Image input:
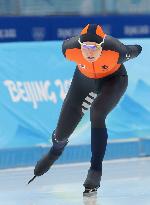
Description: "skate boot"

(83, 169), (101, 196)
(34, 147), (62, 176)
(34, 132), (68, 177)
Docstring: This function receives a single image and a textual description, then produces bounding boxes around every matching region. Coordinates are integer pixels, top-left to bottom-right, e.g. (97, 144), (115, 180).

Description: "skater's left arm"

(118, 43), (142, 64)
(105, 36), (142, 64)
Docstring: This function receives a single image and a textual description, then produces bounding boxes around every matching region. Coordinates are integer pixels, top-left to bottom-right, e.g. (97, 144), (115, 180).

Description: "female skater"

(31, 24), (142, 195)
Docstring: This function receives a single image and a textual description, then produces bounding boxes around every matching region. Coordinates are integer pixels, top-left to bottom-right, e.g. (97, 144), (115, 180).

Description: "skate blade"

(28, 176), (36, 184)
(83, 188), (97, 197)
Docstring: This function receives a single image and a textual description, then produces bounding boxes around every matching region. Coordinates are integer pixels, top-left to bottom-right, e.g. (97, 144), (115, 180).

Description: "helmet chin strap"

(99, 34), (106, 46)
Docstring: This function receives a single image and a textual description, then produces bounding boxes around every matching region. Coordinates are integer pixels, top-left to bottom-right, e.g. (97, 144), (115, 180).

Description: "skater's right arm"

(62, 35), (81, 62)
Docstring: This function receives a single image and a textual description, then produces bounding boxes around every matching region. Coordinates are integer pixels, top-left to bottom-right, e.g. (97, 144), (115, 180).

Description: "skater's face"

(80, 41), (102, 63)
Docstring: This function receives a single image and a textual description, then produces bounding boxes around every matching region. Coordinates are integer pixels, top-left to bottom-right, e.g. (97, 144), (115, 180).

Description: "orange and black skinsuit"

(34, 24), (142, 188)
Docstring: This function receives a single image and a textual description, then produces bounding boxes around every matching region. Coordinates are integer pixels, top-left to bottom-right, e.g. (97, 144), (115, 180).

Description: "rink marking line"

(0, 156), (150, 173)
(34, 138), (140, 147)
(37, 137), (148, 147)
(108, 137), (139, 143)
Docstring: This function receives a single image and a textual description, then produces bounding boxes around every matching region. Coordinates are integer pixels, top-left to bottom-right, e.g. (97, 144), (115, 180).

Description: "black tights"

(55, 65), (128, 139)
(53, 65), (128, 171)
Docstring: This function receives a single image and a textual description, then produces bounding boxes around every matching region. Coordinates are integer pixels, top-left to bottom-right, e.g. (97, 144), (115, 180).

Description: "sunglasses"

(78, 35), (106, 51)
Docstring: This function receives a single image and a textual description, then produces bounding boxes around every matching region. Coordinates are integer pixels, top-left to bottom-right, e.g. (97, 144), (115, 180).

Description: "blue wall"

(0, 39), (149, 149)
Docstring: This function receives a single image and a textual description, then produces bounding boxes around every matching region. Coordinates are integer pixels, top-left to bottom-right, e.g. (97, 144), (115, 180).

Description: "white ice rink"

(0, 157), (150, 205)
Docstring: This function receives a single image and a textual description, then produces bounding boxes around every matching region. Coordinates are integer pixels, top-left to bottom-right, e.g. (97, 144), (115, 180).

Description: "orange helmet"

(80, 24), (106, 44)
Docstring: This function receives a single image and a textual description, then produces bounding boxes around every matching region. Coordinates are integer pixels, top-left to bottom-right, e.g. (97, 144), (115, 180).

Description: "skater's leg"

(90, 74), (128, 171)
(34, 68), (96, 176)
(83, 73), (128, 192)
(54, 68), (97, 141)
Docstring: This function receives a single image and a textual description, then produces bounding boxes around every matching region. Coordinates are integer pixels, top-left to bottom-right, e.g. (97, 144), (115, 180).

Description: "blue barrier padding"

(0, 139), (150, 169)
(0, 39), (150, 149)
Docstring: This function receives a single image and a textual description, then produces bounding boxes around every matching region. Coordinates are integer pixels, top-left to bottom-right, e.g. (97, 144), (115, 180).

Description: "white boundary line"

(33, 137), (145, 147)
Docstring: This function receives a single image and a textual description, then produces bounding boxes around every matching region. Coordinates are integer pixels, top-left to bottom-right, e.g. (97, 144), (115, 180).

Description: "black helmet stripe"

(87, 24), (97, 35)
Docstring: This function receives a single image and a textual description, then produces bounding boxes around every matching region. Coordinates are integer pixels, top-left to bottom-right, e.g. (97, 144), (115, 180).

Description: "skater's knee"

(90, 109), (106, 127)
